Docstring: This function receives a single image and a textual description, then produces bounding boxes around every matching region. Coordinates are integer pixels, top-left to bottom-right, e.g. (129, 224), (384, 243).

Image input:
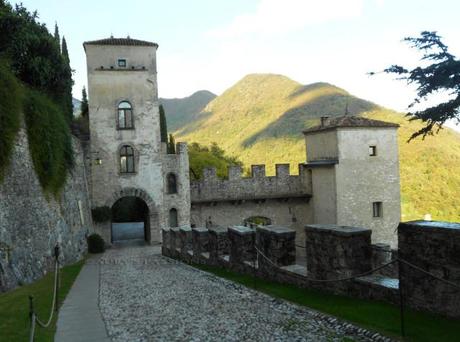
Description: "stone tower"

(303, 116), (401, 246)
(84, 37), (190, 244)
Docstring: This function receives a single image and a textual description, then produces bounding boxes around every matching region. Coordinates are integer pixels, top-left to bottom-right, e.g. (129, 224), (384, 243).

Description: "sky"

(12, 0), (460, 130)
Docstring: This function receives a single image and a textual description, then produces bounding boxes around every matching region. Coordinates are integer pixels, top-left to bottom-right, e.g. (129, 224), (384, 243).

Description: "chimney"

(320, 116), (329, 127)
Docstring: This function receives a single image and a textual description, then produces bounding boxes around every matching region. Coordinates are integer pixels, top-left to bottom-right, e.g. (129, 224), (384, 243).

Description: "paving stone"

(98, 245), (392, 341)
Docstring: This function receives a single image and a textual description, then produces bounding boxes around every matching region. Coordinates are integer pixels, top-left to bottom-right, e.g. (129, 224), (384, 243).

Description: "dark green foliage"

(0, 1), (74, 195)
(91, 206), (111, 223)
(87, 233), (105, 253)
(0, 60), (22, 182)
(168, 134), (176, 154)
(23, 89), (74, 195)
(53, 22), (60, 49)
(159, 104), (168, 143)
(378, 31), (460, 140)
(0, 1), (73, 121)
(81, 86), (88, 117)
(60, 36), (73, 123)
(188, 142), (243, 180)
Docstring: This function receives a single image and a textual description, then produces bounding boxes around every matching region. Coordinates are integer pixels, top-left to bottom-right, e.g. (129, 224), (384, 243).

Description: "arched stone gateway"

(106, 188), (161, 243)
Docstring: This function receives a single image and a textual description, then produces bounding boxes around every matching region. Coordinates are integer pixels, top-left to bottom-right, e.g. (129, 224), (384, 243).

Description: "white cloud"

(207, 0), (364, 38)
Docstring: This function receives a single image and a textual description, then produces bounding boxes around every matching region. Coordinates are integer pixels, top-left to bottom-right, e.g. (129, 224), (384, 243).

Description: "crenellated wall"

(191, 163), (311, 203)
(190, 164), (313, 252)
(162, 220), (460, 319)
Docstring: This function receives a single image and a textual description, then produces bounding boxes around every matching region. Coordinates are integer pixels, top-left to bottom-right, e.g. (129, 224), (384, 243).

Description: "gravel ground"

(98, 245), (392, 342)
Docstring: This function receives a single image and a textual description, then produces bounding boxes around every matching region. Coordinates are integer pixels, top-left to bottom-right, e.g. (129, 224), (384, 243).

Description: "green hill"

(160, 90), (216, 131)
(175, 74), (460, 222)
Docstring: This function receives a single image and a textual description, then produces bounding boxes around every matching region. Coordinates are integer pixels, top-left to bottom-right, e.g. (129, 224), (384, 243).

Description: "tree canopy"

(0, 1), (73, 121)
(188, 142), (243, 180)
(81, 86), (89, 117)
(376, 31), (460, 140)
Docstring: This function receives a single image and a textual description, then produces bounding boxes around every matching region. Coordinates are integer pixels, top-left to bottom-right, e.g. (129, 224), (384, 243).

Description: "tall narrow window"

(118, 101), (133, 129)
(169, 208), (178, 227)
(372, 202), (382, 218)
(120, 145), (135, 173)
(167, 173), (177, 194)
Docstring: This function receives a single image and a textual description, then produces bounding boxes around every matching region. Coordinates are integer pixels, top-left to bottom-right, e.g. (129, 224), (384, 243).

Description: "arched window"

(169, 208), (178, 228)
(118, 101), (133, 129)
(120, 145), (135, 173)
(167, 173), (177, 194)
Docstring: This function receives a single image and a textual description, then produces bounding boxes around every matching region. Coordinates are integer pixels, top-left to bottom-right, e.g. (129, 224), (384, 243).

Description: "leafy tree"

(159, 104), (168, 143)
(81, 86), (89, 117)
(188, 142), (243, 180)
(376, 31), (460, 140)
(0, 2), (73, 120)
(168, 134), (176, 154)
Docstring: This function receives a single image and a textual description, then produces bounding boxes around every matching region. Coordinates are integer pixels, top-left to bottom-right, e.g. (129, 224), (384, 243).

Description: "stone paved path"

(55, 255), (110, 342)
(95, 245), (390, 342)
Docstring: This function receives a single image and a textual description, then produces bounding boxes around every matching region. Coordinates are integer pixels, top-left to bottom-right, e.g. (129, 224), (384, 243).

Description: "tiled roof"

(83, 37), (158, 48)
(303, 116), (399, 134)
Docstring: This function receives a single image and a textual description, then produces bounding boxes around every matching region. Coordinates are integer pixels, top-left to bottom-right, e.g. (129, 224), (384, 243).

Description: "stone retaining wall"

(0, 129), (92, 292)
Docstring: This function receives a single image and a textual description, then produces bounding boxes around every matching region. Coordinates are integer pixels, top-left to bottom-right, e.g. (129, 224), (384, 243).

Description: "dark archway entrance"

(111, 196), (150, 243)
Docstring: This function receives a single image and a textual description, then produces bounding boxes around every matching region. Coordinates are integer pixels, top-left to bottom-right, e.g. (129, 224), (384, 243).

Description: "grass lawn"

(0, 260), (84, 342)
(194, 263), (460, 342)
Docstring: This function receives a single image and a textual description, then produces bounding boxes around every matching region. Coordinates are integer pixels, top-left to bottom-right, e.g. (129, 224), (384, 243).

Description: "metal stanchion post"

(28, 295), (34, 320)
(398, 258), (405, 338)
(54, 244), (60, 312)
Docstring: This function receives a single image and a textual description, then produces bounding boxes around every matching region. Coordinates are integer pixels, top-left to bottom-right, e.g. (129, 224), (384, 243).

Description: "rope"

(398, 258), (460, 290)
(35, 260), (59, 328)
(254, 245), (398, 283)
(29, 313), (36, 342)
(256, 244), (460, 288)
(28, 257), (60, 341)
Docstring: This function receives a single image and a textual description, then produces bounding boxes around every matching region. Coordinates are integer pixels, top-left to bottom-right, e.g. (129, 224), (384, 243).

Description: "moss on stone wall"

(0, 61), (22, 182)
(23, 89), (74, 196)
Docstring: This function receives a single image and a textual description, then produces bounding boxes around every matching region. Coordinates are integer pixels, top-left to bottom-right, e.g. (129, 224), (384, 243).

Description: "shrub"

(87, 233), (105, 254)
(91, 206), (112, 223)
(0, 60), (22, 182)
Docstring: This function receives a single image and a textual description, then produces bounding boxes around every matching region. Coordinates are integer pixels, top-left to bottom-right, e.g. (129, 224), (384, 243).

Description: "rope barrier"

(254, 245), (398, 283)
(35, 260), (59, 328)
(28, 245), (60, 342)
(255, 244), (460, 289)
(398, 258), (460, 290)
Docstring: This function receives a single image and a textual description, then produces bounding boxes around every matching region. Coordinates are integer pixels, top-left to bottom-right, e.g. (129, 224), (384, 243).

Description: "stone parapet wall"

(305, 225), (372, 280)
(162, 221), (460, 319)
(398, 221), (460, 319)
(191, 164), (312, 203)
(0, 129), (92, 292)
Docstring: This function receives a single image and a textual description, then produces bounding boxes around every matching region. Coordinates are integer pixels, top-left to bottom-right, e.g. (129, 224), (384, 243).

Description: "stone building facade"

(191, 116), (401, 247)
(83, 37), (190, 244)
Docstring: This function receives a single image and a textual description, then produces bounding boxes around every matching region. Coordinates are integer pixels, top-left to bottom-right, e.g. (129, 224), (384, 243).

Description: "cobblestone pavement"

(98, 245), (392, 342)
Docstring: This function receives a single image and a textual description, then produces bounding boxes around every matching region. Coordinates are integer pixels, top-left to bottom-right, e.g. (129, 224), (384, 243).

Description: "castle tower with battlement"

(84, 37), (190, 244)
